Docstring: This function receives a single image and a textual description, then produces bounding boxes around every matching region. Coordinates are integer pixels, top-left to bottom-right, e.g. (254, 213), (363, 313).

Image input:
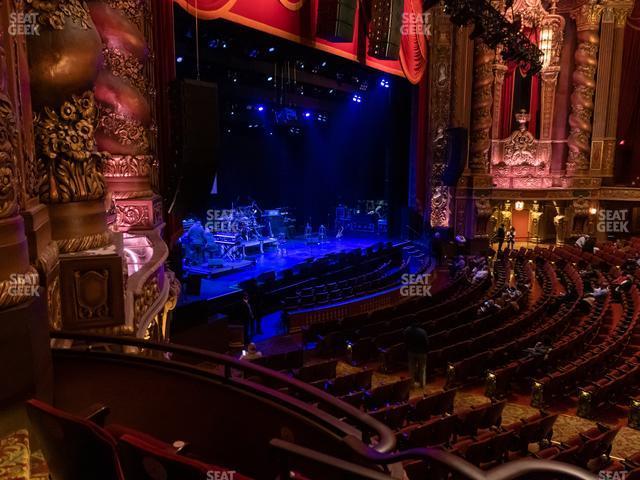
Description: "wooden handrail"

(50, 331), (396, 453)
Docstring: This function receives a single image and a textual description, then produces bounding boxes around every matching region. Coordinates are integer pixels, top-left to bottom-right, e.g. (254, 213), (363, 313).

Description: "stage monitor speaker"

(368, 0), (404, 60)
(170, 79), (220, 216)
(317, 0), (357, 42)
(443, 127), (468, 187)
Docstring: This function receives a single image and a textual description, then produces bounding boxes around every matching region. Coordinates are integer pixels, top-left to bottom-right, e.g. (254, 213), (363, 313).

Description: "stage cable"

(195, 0), (201, 80)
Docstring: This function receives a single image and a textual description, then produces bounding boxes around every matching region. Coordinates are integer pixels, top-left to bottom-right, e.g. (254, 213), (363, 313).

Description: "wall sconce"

(589, 207), (598, 215)
(515, 201), (525, 211)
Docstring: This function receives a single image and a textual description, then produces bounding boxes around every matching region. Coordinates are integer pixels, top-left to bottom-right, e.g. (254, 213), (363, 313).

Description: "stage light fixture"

(321, 61), (327, 67)
(380, 78), (390, 88)
(268, 47), (276, 53)
(304, 112), (312, 118)
(589, 207), (598, 215)
(176, 56), (184, 63)
(267, 76), (273, 82)
(352, 94), (362, 103)
(257, 106), (265, 112)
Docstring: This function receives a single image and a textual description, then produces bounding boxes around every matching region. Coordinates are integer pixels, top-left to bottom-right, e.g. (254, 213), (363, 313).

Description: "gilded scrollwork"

(103, 154), (152, 178)
(567, 2), (603, 176)
(34, 91), (106, 203)
(470, 41), (494, 174)
(26, 0), (93, 30)
(97, 106), (149, 152)
(102, 47), (148, 93)
(133, 274), (159, 325)
(0, 95), (19, 219)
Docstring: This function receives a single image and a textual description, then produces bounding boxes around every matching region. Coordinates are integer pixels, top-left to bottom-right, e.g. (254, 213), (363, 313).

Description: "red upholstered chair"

(25, 399), (125, 480)
(117, 434), (251, 480)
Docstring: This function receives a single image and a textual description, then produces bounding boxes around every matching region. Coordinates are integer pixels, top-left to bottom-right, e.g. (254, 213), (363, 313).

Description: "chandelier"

(441, 0), (544, 75)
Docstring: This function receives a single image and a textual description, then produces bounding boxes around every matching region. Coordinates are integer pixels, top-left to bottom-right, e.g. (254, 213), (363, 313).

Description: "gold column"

(589, 7), (615, 177)
(567, 0), (604, 182)
(429, 6), (454, 229)
(26, 0), (109, 253)
(602, 2), (634, 177)
(89, 0), (162, 231)
(0, 43), (34, 308)
(469, 41), (495, 174)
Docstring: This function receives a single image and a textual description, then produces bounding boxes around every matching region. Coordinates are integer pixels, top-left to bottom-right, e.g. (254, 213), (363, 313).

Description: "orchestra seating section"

(238, 242), (413, 315)
(9, 238), (640, 479)
(250, 239), (640, 477)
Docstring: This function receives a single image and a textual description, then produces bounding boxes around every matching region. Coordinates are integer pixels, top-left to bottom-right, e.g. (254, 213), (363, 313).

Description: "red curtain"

(173, 0), (428, 83)
(617, 0), (640, 183)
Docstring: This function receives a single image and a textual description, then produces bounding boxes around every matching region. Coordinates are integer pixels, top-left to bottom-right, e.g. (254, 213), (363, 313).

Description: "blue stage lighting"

(268, 47), (276, 53)
(352, 94), (362, 103)
(176, 56), (183, 63)
(380, 78), (390, 88)
(267, 76), (273, 82)
(304, 112), (311, 118)
(257, 105), (265, 112)
(321, 61), (327, 67)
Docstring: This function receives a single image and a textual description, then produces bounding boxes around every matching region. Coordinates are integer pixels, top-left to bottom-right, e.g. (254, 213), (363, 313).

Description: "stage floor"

(179, 234), (396, 304)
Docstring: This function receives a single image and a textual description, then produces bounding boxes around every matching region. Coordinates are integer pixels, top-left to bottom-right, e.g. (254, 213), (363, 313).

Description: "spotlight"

(321, 61), (327, 67)
(620, 139), (626, 146)
(380, 78), (390, 88)
(257, 105), (265, 112)
(589, 207), (598, 215)
(304, 112), (312, 118)
(268, 47), (276, 53)
(208, 39), (219, 48)
(176, 56), (184, 63)
(267, 76), (273, 82)
(352, 94), (362, 103)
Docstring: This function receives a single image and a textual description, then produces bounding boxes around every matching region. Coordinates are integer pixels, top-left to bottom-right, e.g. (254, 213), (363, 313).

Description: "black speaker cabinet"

(170, 80), (220, 216)
(368, 0), (404, 60)
(317, 0), (357, 42)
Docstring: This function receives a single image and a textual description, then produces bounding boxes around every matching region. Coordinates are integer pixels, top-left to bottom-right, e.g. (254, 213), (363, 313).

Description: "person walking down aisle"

(404, 321), (429, 388)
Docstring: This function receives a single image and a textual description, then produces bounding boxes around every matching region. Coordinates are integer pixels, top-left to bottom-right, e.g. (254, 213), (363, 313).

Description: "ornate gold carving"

(429, 9), (454, 229)
(47, 273), (62, 330)
(134, 274), (159, 325)
(35, 242), (60, 275)
(105, 0), (146, 28)
(103, 154), (152, 178)
(57, 231), (110, 254)
(74, 269), (110, 319)
(97, 106), (149, 152)
(116, 204), (150, 228)
(34, 91), (106, 203)
(571, 0), (605, 31)
(567, 29), (600, 175)
(26, 0), (93, 30)
(0, 94), (20, 218)
(102, 47), (147, 93)
(470, 41), (494, 173)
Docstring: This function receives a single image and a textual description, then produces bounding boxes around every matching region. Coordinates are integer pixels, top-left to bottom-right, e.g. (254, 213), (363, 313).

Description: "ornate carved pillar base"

(59, 251), (127, 334)
(0, 293), (53, 405)
(48, 201), (109, 253)
(114, 194), (164, 232)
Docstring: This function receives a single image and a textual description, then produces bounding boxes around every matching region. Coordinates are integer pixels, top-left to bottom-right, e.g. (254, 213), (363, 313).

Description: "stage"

(178, 233), (400, 305)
